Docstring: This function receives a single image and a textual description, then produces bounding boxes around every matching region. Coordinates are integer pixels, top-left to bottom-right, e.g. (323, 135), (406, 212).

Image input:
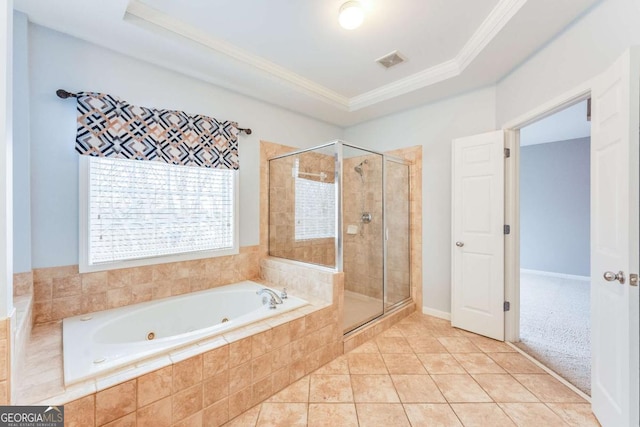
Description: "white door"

(590, 48), (640, 427)
(452, 131), (505, 340)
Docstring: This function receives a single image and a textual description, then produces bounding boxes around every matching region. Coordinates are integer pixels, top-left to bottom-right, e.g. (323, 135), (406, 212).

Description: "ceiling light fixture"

(338, 1), (364, 30)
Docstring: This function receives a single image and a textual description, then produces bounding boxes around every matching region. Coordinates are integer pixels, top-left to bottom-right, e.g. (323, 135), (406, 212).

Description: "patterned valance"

(75, 92), (239, 169)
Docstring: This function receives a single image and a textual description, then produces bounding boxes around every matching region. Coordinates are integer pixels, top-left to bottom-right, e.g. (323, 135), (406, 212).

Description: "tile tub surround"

(30, 245), (261, 324)
(17, 259), (342, 408)
(0, 318), (10, 405)
(14, 271), (34, 297)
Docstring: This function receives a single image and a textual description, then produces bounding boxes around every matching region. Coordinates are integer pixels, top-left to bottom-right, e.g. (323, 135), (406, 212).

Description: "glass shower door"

(342, 145), (384, 333)
(384, 158), (411, 308)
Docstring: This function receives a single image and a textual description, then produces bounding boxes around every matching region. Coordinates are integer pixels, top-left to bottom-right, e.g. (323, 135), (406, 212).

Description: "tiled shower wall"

(28, 246), (261, 324)
(267, 148), (335, 267)
(261, 141), (423, 310)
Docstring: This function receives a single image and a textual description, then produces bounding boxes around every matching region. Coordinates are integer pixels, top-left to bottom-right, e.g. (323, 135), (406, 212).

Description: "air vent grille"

(376, 51), (406, 69)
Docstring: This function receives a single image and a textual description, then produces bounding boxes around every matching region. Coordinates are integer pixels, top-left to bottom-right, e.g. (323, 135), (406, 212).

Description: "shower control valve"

(281, 288), (288, 299)
(361, 212), (372, 224)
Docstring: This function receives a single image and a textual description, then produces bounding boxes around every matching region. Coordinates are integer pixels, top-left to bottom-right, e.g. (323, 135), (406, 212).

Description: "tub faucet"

(256, 288), (283, 305)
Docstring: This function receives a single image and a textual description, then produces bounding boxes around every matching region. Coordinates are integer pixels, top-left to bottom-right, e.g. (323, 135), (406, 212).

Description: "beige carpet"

(515, 271), (591, 396)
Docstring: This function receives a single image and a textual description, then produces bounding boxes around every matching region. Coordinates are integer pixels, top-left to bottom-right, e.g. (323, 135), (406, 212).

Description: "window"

(294, 177), (336, 240)
(80, 156), (238, 272)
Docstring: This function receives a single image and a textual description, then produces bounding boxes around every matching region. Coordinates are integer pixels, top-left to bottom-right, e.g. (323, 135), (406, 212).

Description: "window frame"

(79, 156), (239, 273)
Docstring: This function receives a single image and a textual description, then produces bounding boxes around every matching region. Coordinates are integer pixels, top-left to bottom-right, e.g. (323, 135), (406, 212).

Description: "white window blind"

(294, 177), (335, 240)
(86, 157), (236, 265)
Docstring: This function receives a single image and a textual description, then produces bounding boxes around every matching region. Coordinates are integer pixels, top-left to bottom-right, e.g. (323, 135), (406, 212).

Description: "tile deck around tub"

(224, 313), (598, 427)
(15, 301), (326, 406)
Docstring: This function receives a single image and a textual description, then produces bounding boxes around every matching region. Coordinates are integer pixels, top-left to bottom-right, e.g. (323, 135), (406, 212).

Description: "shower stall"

(268, 140), (411, 333)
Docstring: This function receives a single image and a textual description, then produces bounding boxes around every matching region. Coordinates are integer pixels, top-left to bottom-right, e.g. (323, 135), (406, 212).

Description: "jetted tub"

(63, 281), (308, 385)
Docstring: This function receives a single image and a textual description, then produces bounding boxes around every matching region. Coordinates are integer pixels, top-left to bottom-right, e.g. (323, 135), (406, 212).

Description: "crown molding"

(348, 0), (527, 111)
(456, 0), (528, 70)
(348, 60), (460, 111)
(125, 0), (527, 112)
(125, 1), (350, 110)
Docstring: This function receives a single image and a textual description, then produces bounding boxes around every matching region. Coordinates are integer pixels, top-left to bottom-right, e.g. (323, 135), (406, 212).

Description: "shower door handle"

(385, 228), (389, 241)
(455, 241), (464, 247)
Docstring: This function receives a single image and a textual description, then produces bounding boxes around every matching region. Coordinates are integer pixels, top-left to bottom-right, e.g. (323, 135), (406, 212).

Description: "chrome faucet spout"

(256, 288), (283, 304)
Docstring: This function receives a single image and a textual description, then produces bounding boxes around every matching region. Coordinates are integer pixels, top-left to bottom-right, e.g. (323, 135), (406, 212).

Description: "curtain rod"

(55, 89), (252, 135)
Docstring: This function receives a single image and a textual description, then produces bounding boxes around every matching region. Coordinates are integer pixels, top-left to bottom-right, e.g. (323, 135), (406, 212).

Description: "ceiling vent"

(376, 50), (406, 69)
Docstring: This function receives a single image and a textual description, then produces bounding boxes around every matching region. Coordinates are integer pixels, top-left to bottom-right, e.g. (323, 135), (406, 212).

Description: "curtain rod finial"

(56, 89), (76, 99)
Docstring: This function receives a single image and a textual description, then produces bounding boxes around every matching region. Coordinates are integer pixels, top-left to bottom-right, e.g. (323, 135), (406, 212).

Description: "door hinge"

(504, 225), (511, 235)
(503, 301), (510, 311)
(504, 148), (511, 158)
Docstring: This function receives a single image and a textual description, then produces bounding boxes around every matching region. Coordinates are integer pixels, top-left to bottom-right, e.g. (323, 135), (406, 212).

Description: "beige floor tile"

(378, 327), (405, 338)
(451, 403), (516, 426)
(266, 376), (309, 402)
(223, 405), (260, 427)
(348, 341), (379, 354)
(408, 337), (449, 353)
(488, 353), (545, 374)
(383, 353), (428, 374)
(498, 403), (568, 426)
(255, 403), (307, 427)
(513, 374), (586, 403)
(351, 375), (400, 403)
(391, 375), (446, 403)
(437, 337), (481, 353)
(312, 356), (349, 375)
(471, 374), (538, 403)
(418, 354), (466, 374)
(355, 403), (410, 427)
(546, 403), (600, 427)
(376, 336), (414, 353)
(468, 336), (517, 353)
(307, 403), (358, 427)
(309, 375), (353, 402)
(347, 353), (388, 374)
(453, 353), (507, 374)
(403, 403), (462, 426)
(430, 374), (492, 403)
(397, 323), (429, 337)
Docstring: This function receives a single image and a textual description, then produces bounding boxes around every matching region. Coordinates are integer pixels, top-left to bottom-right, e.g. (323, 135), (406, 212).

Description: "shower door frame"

(267, 140), (413, 332)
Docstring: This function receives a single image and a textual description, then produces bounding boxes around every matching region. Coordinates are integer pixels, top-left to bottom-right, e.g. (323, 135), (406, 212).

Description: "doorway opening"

(514, 100), (592, 395)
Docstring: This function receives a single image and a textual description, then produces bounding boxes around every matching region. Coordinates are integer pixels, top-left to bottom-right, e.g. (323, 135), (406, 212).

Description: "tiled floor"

(224, 312), (599, 427)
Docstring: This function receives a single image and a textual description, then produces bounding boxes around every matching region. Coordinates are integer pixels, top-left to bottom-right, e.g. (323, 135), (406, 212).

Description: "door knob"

(455, 241), (464, 247)
(603, 270), (625, 284)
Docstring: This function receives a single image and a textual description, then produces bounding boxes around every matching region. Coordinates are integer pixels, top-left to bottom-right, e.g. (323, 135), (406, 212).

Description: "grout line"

(506, 341), (591, 402)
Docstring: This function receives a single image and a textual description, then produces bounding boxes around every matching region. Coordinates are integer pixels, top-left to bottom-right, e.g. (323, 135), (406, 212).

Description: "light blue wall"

(12, 11), (30, 273)
(24, 24), (343, 269)
(520, 137), (590, 276)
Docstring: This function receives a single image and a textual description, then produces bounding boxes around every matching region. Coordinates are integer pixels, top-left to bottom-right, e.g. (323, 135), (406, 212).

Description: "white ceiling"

(520, 100), (591, 146)
(14, 0), (599, 126)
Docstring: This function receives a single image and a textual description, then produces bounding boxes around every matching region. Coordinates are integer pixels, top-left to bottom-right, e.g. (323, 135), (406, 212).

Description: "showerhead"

(354, 159), (368, 176)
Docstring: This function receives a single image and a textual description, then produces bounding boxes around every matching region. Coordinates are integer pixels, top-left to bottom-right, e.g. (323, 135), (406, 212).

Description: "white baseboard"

(422, 306), (451, 321)
(520, 268), (590, 282)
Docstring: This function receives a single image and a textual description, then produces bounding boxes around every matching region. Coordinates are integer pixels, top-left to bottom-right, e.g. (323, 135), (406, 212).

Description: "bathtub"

(63, 281), (308, 385)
